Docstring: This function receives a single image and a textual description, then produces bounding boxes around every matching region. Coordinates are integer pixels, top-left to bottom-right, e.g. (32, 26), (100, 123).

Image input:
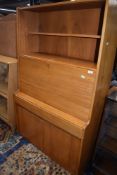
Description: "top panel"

(18, 0), (105, 12)
(0, 55), (17, 64)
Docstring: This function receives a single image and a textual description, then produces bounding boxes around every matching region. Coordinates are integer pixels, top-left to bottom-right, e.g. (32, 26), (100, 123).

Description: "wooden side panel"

(19, 56), (96, 122)
(0, 14), (16, 58)
(8, 62), (17, 126)
(16, 105), (81, 174)
(0, 56), (17, 127)
(79, 0), (117, 173)
(17, 11), (39, 56)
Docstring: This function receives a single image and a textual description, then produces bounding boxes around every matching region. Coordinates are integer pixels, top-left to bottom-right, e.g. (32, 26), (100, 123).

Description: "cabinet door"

(19, 57), (96, 121)
(16, 105), (81, 174)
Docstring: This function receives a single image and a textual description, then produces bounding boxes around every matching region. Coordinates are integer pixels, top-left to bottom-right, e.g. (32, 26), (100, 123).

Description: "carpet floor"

(0, 119), (70, 175)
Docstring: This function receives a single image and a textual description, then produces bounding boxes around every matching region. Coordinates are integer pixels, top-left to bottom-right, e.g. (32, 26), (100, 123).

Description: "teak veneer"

(15, 0), (117, 174)
(0, 14), (16, 58)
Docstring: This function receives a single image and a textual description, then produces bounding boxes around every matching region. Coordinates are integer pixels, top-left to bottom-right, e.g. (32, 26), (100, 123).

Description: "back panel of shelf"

(28, 35), (99, 61)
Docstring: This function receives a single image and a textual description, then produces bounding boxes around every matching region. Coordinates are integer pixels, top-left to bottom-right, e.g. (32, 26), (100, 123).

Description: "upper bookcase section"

(17, 0), (105, 62)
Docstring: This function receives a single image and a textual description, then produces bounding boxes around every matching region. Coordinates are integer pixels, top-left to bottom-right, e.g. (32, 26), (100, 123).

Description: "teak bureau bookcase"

(15, 0), (117, 174)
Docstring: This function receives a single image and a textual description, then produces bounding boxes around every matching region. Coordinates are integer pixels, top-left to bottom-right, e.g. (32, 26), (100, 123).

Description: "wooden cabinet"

(0, 55), (17, 126)
(15, 1), (117, 174)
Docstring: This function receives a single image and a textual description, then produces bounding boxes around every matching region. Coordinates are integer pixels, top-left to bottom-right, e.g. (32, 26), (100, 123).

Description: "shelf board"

(29, 32), (101, 39)
(22, 53), (97, 71)
(20, 0), (105, 12)
(0, 83), (8, 98)
(0, 55), (17, 64)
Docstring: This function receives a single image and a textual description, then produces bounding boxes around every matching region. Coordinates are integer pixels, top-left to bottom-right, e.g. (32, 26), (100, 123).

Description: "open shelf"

(0, 95), (7, 119)
(28, 32), (101, 39)
(0, 61), (8, 98)
(19, 0), (104, 63)
(0, 83), (8, 98)
(22, 53), (97, 70)
(28, 34), (100, 62)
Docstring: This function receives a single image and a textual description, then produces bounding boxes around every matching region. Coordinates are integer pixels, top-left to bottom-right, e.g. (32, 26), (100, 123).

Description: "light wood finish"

(29, 32), (101, 39)
(15, 0), (117, 174)
(17, 0), (104, 61)
(30, 35), (98, 61)
(0, 14), (16, 58)
(15, 92), (88, 139)
(0, 55), (17, 64)
(16, 105), (81, 174)
(79, 0), (117, 173)
(23, 53), (97, 70)
(19, 56), (96, 122)
(37, 8), (101, 34)
(0, 55), (17, 126)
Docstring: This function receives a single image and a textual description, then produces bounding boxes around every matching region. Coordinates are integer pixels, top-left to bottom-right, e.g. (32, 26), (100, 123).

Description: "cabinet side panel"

(79, 1), (117, 173)
(8, 62), (17, 126)
(0, 14), (16, 57)
(17, 10), (40, 56)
